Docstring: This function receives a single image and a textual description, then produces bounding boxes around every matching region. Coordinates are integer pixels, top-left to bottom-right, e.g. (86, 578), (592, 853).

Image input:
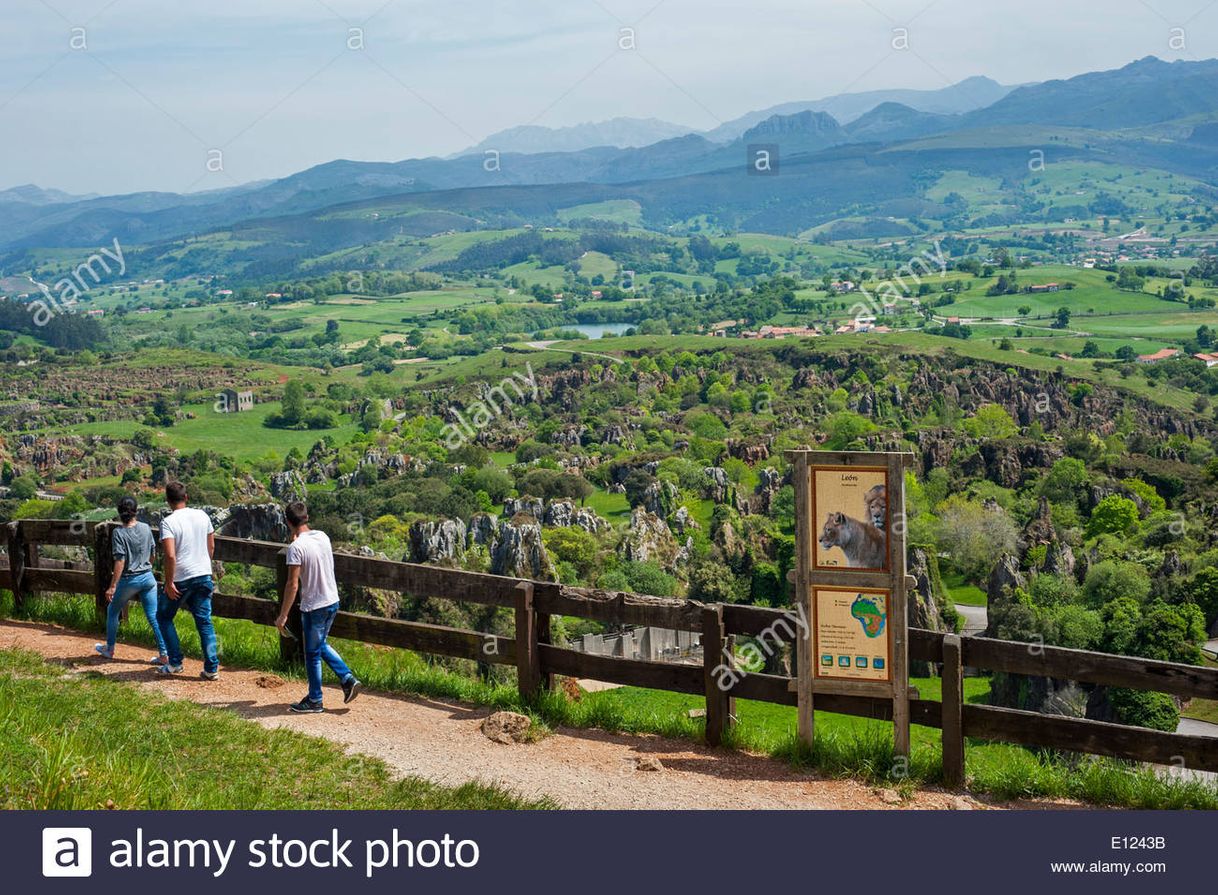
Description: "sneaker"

(342, 676), (361, 704)
(93, 644), (114, 659)
(156, 663), (183, 675)
(149, 655), (168, 666)
(200, 670), (220, 681)
(288, 697), (324, 714)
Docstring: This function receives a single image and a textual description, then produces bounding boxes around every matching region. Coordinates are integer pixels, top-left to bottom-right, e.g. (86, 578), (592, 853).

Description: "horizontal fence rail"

(4, 520), (1218, 781)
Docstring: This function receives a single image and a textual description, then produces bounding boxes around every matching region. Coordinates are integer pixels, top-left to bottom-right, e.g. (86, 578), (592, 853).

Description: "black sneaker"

(288, 697), (324, 714)
(342, 676), (361, 704)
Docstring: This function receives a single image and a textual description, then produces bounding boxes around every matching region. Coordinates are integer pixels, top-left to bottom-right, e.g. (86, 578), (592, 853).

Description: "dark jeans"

(105, 570), (168, 656)
(157, 575), (218, 673)
(301, 603), (352, 704)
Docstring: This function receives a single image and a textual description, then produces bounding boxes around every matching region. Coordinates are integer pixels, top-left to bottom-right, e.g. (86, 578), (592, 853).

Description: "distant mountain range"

(456, 117), (698, 157)
(4, 57), (1218, 267)
(456, 76), (1015, 157)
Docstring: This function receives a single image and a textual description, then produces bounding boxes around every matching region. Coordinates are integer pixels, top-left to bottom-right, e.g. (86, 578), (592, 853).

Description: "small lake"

(572, 322), (632, 339)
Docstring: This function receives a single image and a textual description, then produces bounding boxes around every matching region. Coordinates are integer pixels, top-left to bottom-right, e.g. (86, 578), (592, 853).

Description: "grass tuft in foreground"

(0, 647), (551, 810)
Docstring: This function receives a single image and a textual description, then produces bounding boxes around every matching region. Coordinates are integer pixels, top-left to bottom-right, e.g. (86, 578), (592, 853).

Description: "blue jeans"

(301, 603), (352, 704)
(157, 575), (218, 673)
(105, 570), (168, 656)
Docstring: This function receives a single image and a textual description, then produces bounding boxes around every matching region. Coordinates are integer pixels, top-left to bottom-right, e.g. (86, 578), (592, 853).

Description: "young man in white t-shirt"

(276, 501), (361, 713)
(156, 481), (219, 679)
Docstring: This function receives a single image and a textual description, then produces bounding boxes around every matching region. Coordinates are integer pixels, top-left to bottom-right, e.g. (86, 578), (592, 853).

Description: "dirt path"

(1, 619), (1062, 810)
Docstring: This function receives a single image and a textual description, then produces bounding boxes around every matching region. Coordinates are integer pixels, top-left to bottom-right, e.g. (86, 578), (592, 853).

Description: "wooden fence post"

(515, 581), (542, 701)
(941, 633), (965, 788)
(702, 605), (731, 747)
(93, 522), (115, 627)
(537, 606), (554, 693)
(5, 522), (28, 611)
(276, 547), (303, 664)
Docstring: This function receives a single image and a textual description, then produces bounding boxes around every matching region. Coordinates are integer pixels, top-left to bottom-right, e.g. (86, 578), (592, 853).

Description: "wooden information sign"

(786, 449), (914, 757)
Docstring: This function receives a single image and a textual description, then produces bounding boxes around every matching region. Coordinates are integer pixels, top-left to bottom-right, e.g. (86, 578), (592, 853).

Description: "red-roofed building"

(1137, 348), (1180, 364)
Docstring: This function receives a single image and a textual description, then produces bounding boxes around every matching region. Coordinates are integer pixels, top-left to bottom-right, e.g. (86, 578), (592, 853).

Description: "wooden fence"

(5, 518), (1218, 785)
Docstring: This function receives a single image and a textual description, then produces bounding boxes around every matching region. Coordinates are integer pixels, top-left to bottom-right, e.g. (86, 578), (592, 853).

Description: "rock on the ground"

(634, 756), (664, 772)
(481, 711), (532, 745)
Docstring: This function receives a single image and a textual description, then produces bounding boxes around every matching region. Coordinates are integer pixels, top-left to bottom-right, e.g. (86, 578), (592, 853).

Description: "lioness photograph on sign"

(814, 467), (889, 571)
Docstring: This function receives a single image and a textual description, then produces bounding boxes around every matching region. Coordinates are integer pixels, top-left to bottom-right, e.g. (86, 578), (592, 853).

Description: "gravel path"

(1, 619), (1063, 811)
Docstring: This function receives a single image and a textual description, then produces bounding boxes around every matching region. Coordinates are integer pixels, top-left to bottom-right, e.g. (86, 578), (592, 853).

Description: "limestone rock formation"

(619, 508), (680, 569)
(268, 469), (307, 503)
(408, 518), (467, 565)
(490, 516), (556, 580)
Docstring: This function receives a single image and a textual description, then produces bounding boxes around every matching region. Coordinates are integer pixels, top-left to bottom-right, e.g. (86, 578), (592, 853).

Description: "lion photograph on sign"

(814, 467), (889, 571)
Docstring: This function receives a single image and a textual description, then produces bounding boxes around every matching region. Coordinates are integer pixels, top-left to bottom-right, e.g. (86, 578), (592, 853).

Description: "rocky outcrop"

(619, 508), (680, 569)
(468, 512), (498, 547)
(672, 505), (699, 537)
(542, 499), (609, 533)
(641, 479), (678, 518)
(504, 496), (545, 519)
(907, 547), (946, 632)
(268, 470), (307, 503)
(983, 554), (1025, 639)
(1042, 540), (1076, 578)
(703, 467), (731, 503)
(490, 516), (555, 580)
(408, 518), (467, 565)
(907, 547), (948, 676)
(726, 437), (771, 464)
(140, 503), (288, 543)
(217, 504), (290, 542)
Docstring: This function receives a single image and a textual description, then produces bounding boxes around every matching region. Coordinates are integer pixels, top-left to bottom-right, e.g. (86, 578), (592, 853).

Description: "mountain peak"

(742, 110), (841, 140)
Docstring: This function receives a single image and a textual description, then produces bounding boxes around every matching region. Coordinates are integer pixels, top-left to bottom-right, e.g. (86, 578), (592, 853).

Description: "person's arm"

(275, 565), (302, 632)
(106, 557), (125, 601)
(207, 531), (215, 561)
(161, 537), (179, 600)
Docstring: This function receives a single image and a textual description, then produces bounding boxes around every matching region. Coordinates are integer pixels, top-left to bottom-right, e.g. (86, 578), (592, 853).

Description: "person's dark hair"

(285, 501), (309, 528)
(117, 495), (138, 523)
(165, 481), (187, 505)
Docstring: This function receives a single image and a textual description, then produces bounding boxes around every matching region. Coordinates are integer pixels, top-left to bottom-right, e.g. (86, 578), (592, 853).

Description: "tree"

(1053, 307), (1072, 329)
(280, 380), (306, 426)
(1083, 559), (1151, 608)
(1086, 495), (1139, 538)
(8, 475), (38, 500)
(1185, 568), (1218, 627)
(962, 404), (1019, 439)
(1041, 457), (1089, 507)
(935, 496), (1019, 581)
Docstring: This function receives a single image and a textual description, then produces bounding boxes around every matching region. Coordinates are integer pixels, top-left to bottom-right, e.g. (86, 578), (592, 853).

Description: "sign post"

(786, 449), (914, 758)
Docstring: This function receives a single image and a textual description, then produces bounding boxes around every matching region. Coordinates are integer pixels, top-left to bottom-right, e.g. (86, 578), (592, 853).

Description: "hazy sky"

(3, 0), (1218, 195)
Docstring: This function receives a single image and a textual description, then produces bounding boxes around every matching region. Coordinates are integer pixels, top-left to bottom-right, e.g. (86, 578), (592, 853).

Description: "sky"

(3, 0), (1218, 195)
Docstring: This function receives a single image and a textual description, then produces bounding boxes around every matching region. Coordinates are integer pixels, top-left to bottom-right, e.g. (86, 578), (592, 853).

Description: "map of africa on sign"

(813, 587), (891, 682)
(851, 594), (886, 638)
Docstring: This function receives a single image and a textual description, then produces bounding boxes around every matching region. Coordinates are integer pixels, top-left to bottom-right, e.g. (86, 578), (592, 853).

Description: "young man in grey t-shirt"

(275, 501), (361, 713)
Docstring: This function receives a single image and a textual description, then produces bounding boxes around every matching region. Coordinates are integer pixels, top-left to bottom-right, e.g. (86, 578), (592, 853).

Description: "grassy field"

(65, 401), (360, 462)
(0, 647), (547, 810)
(942, 572), (988, 607)
(9, 590), (1217, 810)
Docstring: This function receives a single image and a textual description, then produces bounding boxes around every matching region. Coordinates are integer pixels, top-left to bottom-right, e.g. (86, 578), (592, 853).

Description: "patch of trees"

(0, 300), (105, 350)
